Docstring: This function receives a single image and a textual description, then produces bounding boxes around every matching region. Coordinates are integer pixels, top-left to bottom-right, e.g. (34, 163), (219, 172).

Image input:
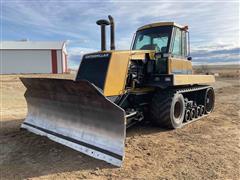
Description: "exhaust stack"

(108, 15), (115, 50)
(96, 19), (110, 51)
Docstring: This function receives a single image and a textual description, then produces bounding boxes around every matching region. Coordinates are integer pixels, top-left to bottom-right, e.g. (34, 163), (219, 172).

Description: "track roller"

(195, 106), (201, 118)
(189, 108), (196, 120)
(200, 105), (205, 116)
(184, 109), (191, 122)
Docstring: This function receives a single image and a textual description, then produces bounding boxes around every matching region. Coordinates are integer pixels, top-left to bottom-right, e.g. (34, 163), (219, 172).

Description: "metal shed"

(0, 41), (68, 74)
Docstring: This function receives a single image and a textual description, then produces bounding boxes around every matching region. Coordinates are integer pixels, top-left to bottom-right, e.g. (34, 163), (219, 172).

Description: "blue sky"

(1, 0), (239, 69)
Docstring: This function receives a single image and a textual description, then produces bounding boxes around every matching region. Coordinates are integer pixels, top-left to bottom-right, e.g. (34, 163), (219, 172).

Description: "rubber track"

(150, 90), (174, 128)
(150, 85), (212, 128)
(177, 85), (213, 127)
(174, 85), (211, 94)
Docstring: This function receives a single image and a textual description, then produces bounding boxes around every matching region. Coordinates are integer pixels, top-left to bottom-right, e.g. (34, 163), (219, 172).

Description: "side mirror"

(187, 57), (192, 61)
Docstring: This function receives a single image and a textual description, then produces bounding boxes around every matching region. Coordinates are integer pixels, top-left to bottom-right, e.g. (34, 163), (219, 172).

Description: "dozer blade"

(20, 78), (126, 166)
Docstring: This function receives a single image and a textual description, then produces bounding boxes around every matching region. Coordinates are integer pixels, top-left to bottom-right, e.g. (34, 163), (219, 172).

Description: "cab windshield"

(132, 26), (172, 53)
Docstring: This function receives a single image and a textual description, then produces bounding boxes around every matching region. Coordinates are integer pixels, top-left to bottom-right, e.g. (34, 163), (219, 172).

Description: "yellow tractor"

(20, 15), (215, 166)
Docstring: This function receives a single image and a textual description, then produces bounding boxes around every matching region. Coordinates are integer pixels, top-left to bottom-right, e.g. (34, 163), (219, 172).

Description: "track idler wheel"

(205, 88), (215, 114)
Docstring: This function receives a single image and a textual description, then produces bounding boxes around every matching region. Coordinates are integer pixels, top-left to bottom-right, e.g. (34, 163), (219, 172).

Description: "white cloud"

(68, 47), (96, 56)
(192, 42), (239, 52)
(2, 0), (239, 67)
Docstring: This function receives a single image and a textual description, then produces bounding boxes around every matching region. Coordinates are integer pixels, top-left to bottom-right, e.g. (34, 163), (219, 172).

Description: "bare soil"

(0, 74), (239, 180)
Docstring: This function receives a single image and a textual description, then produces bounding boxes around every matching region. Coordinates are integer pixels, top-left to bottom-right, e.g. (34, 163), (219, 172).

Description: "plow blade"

(20, 78), (126, 166)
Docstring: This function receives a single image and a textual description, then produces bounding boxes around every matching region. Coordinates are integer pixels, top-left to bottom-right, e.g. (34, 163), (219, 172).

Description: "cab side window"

(172, 28), (182, 57)
(182, 31), (187, 57)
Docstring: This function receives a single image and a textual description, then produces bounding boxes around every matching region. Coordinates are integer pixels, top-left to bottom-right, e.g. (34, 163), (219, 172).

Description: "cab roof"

(137, 22), (186, 31)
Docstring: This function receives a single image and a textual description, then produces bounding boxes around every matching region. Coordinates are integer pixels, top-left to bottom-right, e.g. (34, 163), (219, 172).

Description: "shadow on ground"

(127, 120), (169, 137)
(0, 118), (168, 179)
(0, 119), (116, 179)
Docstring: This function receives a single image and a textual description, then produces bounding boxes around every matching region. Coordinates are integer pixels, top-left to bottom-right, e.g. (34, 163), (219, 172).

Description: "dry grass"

(193, 64), (240, 78)
(0, 73), (239, 179)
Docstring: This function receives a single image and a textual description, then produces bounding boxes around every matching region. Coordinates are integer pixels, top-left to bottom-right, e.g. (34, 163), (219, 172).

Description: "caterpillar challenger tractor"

(20, 15), (215, 166)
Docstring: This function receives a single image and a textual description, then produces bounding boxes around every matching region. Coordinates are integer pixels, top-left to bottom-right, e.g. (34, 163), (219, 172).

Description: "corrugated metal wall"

(0, 49), (65, 74)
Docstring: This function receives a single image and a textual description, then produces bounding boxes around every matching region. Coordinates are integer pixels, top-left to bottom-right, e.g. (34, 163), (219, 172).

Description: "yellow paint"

(96, 49), (214, 97)
(91, 49), (153, 54)
(169, 58), (193, 74)
(174, 75), (215, 85)
(103, 51), (131, 96)
(102, 50), (156, 96)
(130, 52), (145, 60)
(130, 50), (155, 60)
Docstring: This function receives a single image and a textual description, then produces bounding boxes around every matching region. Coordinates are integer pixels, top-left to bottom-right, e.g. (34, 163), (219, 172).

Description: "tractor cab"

(132, 22), (192, 74)
(132, 22), (190, 59)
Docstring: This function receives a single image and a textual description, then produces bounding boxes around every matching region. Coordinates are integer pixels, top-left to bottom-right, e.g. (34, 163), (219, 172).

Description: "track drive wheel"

(150, 91), (185, 129)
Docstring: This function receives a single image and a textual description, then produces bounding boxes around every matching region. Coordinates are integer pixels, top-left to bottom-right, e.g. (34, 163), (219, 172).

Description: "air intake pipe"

(108, 15), (115, 50)
(96, 15), (116, 51)
(96, 19), (110, 51)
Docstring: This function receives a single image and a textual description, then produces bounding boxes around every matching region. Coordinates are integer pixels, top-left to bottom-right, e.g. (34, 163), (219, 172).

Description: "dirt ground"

(0, 74), (239, 180)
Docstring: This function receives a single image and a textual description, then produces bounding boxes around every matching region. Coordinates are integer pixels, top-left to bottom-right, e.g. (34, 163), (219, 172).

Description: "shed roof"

(0, 41), (66, 50)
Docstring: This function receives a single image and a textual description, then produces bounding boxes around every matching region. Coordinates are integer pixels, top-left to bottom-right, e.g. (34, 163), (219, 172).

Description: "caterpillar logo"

(85, 53), (110, 59)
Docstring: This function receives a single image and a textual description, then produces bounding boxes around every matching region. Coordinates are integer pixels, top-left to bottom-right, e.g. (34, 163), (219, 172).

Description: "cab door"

(168, 27), (192, 74)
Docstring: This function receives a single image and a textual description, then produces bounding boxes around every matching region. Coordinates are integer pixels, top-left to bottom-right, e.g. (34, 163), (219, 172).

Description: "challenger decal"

(85, 53), (110, 59)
